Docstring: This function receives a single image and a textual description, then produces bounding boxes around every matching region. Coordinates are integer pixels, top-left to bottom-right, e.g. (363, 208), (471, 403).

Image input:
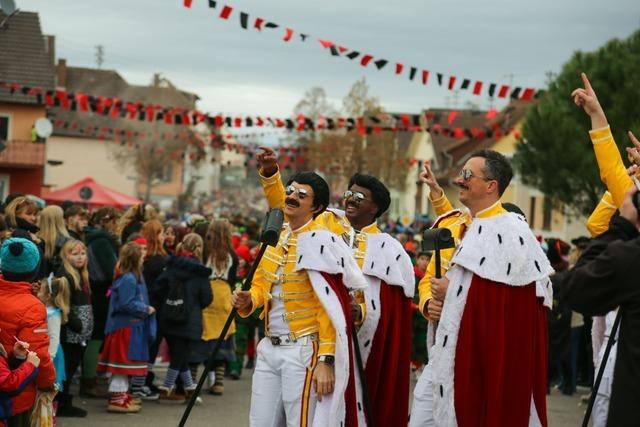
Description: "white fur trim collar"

(295, 229), (367, 290)
(362, 233), (414, 298)
(451, 212), (554, 287)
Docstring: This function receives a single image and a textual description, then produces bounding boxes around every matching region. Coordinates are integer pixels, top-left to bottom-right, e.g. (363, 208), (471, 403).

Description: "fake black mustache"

(455, 182), (469, 190)
(345, 200), (359, 209)
(285, 197), (300, 208)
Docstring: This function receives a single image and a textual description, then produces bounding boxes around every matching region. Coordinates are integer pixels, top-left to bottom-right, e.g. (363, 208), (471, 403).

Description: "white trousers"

(593, 340), (618, 427)
(409, 362), (435, 427)
(250, 337), (319, 427)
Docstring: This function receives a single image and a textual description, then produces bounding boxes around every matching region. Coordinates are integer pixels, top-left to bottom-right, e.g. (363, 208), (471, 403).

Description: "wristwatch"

(318, 355), (335, 366)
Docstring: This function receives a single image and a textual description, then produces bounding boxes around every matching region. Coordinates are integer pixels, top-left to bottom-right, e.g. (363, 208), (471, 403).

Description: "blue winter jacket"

(104, 273), (157, 360)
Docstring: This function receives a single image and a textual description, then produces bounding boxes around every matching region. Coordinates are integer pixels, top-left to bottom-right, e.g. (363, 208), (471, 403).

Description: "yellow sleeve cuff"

(259, 167), (281, 183)
(589, 125), (612, 144)
(237, 292), (261, 318)
(318, 342), (335, 356)
(429, 191), (446, 206)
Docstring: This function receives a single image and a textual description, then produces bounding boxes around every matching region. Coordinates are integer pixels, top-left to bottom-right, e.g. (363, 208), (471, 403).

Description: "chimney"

(46, 34), (55, 68)
(153, 73), (161, 88)
(57, 59), (67, 88)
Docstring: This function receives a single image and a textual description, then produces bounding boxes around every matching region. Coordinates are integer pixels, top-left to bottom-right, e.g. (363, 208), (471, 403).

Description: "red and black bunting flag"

(421, 70), (429, 85)
(183, 1), (540, 101)
(239, 12), (249, 29)
(283, 28), (294, 42)
(3, 79), (527, 139)
(473, 81), (483, 95)
(374, 59), (388, 70)
(409, 67), (417, 81)
(488, 83), (497, 97)
(360, 55), (374, 67)
(220, 5), (232, 19)
(521, 88), (535, 101)
(447, 76), (457, 90)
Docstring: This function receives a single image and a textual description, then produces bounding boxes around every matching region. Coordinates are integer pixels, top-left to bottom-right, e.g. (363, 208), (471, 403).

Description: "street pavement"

(58, 366), (589, 427)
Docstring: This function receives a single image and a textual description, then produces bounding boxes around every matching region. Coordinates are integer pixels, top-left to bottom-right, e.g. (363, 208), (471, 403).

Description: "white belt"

(266, 332), (318, 346)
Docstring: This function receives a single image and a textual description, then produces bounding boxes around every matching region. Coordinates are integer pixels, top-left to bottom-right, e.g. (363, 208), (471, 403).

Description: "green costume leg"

(82, 339), (102, 378)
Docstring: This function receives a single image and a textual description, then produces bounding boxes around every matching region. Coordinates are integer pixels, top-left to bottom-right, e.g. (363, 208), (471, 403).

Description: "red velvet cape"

(454, 275), (548, 427)
(321, 272), (360, 426)
(364, 282), (413, 426)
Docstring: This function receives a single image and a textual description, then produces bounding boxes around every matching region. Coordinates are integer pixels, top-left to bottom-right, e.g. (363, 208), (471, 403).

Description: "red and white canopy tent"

(43, 177), (141, 209)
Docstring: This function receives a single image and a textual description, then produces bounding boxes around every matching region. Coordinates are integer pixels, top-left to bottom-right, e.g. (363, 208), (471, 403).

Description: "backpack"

(87, 245), (107, 283)
(164, 279), (187, 324)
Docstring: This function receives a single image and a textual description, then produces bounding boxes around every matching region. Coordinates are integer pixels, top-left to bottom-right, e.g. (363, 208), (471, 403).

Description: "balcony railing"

(0, 140), (46, 168)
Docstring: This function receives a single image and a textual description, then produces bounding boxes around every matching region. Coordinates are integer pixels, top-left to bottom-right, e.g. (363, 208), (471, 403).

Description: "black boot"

(56, 395), (88, 418)
(146, 370), (160, 394)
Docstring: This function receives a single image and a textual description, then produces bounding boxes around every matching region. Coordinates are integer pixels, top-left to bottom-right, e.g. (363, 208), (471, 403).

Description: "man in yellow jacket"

(231, 170), (367, 427)
(410, 150), (552, 427)
(255, 147), (415, 426)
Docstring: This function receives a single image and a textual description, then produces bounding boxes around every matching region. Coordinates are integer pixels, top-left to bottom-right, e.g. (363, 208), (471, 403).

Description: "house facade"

(0, 11), (53, 199)
(47, 63), (198, 204)
(427, 101), (588, 241)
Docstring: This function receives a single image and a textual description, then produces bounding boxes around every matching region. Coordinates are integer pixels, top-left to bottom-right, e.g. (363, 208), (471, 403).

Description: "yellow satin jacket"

(259, 168), (376, 323)
(586, 126), (633, 237)
(417, 192), (507, 319)
(237, 213), (336, 356)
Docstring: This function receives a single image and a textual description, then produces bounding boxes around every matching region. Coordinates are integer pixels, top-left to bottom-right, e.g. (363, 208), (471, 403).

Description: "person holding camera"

(563, 187), (640, 426)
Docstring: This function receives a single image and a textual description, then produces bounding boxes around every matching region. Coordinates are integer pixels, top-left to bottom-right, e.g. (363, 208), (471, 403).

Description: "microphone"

(261, 208), (284, 247)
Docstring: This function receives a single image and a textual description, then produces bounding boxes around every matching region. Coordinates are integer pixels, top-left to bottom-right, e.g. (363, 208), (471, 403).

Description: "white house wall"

(45, 136), (137, 196)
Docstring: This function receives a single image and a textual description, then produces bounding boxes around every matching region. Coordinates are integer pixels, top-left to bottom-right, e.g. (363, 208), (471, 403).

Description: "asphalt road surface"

(58, 365), (588, 427)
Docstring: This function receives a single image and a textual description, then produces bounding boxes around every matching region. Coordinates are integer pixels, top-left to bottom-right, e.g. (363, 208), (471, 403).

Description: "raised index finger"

(628, 131), (640, 150)
(258, 146), (275, 155)
(581, 73), (593, 92)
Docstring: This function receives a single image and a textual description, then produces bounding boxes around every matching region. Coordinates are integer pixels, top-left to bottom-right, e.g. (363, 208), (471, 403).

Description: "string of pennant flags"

(50, 119), (314, 167)
(182, 0), (543, 101)
(1, 81), (521, 141)
(50, 119), (436, 170)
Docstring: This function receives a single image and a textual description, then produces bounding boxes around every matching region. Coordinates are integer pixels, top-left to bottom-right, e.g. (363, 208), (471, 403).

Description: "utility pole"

(452, 90), (460, 109)
(545, 71), (557, 86)
(95, 45), (104, 69)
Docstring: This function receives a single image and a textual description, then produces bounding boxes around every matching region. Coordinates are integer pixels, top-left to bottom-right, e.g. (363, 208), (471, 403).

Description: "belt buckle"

(270, 336), (281, 346)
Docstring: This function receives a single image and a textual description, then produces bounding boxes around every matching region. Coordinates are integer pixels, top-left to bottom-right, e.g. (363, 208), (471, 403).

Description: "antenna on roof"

(95, 45), (104, 69)
(0, 0), (20, 30)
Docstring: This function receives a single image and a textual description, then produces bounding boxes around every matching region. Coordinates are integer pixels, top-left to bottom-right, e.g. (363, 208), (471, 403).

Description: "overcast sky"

(17, 0), (640, 117)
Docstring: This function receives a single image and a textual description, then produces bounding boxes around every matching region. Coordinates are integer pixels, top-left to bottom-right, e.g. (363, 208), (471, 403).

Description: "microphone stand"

(178, 209), (282, 427)
(351, 323), (374, 427)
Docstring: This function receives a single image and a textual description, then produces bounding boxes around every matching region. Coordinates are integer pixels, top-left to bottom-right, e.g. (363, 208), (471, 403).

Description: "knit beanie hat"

(1, 237), (41, 282)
